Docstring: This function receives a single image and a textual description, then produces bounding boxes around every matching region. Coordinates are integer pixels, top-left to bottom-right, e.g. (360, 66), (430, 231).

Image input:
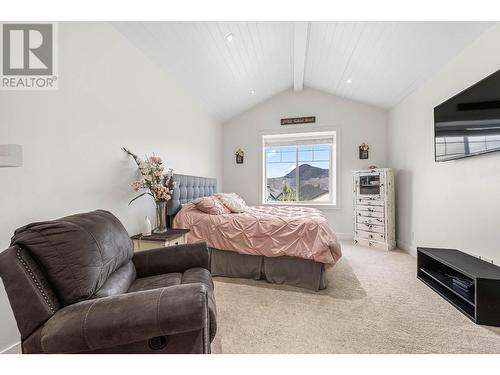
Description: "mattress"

(173, 204), (342, 266)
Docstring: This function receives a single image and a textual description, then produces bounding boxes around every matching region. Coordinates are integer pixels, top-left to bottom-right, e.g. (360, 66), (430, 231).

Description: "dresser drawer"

(357, 210), (384, 219)
(357, 198), (385, 206)
(357, 217), (385, 227)
(132, 233), (187, 252)
(354, 237), (390, 250)
(356, 230), (385, 241)
(356, 223), (385, 234)
(165, 236), (185, 247)
(357, 216), (385, 226)
(356, 205), (384, 213)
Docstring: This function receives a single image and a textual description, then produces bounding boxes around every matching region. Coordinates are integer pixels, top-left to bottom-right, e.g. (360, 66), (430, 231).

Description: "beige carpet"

(211, 241), (500, 353)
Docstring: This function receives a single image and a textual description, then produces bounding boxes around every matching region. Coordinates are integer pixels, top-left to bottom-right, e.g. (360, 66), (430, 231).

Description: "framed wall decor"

(280, 116), (316, 126)
(235, 149), (244, 164)
(359, 143), (369, 159)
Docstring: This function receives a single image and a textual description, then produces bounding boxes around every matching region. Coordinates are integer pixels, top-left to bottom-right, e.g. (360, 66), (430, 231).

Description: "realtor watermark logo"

(0, 22), (58, 90)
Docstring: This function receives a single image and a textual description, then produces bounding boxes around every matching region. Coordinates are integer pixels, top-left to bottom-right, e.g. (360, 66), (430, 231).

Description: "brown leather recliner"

(0, 210), (216, 354)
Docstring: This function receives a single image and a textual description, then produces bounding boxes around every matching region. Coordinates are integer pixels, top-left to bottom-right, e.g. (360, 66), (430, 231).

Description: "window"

(262, 131), (336, 206)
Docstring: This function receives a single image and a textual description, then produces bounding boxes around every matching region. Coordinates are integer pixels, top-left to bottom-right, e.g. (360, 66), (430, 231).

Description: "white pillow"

(215, 193), (247, 213)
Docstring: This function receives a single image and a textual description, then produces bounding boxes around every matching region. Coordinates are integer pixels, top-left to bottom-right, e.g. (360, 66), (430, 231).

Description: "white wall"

(222, 87), (388, 236)
(388, 24), (500, 262)
(0, 22), (222, 352)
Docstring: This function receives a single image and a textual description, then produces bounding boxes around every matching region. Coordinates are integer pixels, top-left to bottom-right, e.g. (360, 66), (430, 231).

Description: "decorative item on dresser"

(353, 168), (395, 250)
(142, 216), (152, 236)
(131, 228), (190, 252)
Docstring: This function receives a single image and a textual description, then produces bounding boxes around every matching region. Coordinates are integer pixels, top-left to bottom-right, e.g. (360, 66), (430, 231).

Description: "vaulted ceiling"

(112, 21), (495, 122)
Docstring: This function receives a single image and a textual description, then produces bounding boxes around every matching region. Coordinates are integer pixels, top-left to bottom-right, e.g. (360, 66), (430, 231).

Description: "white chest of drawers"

(353, 168), (395, 250)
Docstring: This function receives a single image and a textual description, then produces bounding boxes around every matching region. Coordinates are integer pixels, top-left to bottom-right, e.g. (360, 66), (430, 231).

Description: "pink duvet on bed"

(173, 203), (342, 266)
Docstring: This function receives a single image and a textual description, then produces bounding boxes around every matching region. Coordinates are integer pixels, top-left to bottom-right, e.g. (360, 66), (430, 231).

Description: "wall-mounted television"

(434, 69), (500, 162)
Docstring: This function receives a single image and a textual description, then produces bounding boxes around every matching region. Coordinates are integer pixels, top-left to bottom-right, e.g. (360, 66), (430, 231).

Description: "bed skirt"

(209, 248), (327, 291)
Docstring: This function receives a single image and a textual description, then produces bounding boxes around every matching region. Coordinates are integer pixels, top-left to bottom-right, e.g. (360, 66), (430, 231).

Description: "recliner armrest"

(133, 242), (210, 277)
(40, 283), (209, 353)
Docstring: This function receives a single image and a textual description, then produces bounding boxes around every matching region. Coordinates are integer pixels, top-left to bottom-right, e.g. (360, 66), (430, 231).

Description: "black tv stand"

(417, 247), (500, 326)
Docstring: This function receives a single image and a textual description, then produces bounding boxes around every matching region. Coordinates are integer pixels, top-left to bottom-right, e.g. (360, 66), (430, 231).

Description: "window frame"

(260, 128), (339, 209)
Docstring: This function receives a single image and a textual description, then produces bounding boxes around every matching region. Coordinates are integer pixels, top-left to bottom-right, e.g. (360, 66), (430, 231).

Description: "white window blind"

(263, 131), (336, 147)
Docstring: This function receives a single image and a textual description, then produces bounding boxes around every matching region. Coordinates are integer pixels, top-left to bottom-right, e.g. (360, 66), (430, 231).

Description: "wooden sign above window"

(280, 116), (316, 126)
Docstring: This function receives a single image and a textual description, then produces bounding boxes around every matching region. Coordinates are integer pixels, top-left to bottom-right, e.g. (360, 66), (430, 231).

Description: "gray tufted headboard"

(167, 174), (217, 219)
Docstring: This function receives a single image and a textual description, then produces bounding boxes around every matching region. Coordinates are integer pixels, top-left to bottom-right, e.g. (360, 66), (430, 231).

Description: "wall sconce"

(359, 143), (369, 160)
(235, 149), (244, 164)
(0, 144), (23, 167)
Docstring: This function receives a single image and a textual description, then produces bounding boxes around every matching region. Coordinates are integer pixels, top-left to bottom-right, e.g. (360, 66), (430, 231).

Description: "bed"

(167, 174), (342, 291)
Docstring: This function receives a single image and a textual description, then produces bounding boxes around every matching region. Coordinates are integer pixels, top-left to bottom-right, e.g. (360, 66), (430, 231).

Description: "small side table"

(131, 229), (190, 252)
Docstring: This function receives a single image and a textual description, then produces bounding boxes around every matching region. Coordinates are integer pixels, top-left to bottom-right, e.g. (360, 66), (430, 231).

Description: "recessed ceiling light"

(226, 33), (233, 42)
(347, 79), (352, 84)
(250, 90), (255, 95)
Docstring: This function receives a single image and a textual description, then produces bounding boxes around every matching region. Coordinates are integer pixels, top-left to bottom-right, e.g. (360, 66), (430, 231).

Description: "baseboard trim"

(1, 341), (21, 354)
(336, 232), (353, 241)
(397, 240), (417, 257)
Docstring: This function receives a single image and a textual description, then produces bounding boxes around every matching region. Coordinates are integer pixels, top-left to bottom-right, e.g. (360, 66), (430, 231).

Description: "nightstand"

(131, 229), (190, 252)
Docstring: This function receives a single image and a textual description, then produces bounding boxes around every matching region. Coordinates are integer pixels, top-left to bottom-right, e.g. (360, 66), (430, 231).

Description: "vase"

(153, 201), (168, 233)
(142, 216), (152, 236)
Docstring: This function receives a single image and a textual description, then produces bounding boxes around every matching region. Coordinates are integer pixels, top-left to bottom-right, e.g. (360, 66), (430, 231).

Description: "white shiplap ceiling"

(112, 21), (495, 122)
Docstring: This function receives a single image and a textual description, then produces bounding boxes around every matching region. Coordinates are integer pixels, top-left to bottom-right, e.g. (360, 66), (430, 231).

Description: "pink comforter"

(173, 204), (342, 266)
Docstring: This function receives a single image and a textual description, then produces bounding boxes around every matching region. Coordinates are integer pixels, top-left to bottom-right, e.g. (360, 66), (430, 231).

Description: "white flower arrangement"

(123, 147), (176, 205)
(359, 143), (369, 152)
